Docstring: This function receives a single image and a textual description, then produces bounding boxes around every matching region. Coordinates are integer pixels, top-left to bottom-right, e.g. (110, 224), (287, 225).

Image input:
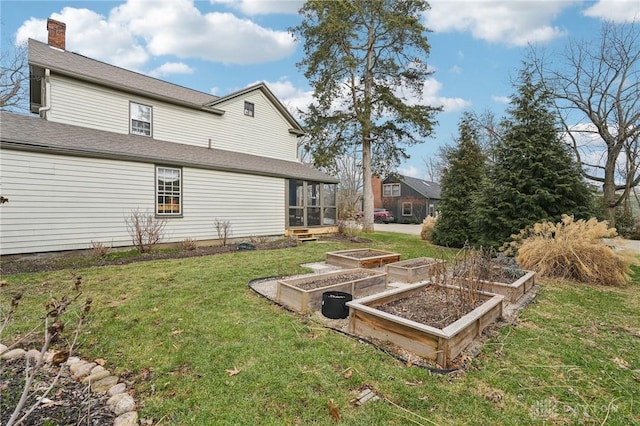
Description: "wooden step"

(297, 237), (318, 242)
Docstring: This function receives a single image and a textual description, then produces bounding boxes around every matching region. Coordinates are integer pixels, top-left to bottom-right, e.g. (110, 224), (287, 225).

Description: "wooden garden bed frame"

(457, 269), (536, 304)
(347, 282), (504, 368)
(385, 257), (447, 283)
(276, 268), (387, 313)
(325, 249), (401, 269)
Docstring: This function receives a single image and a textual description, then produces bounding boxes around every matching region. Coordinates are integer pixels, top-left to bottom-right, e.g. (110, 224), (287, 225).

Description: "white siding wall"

(0, 150), (285, 255)
(47, 75), (298, 161)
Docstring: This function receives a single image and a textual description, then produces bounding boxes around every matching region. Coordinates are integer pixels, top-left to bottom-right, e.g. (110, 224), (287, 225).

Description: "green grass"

(2, 233), (639, 425)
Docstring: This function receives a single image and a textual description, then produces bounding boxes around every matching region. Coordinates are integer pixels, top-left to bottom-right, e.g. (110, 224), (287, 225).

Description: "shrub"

(338, 219), (359, 238)
(180, 238), (198, 252)
(507, 215), (633, 286)
(125, 209), (167, 253)
(420, 216), (437, 241)
(90, 241), (109, 258)
(214, 218), (232, 246)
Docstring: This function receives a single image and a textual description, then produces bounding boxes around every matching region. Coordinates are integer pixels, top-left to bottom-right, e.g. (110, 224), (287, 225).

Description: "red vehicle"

(355, 208), (395, 223)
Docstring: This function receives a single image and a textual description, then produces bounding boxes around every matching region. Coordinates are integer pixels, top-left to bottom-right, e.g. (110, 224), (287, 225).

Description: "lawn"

(2, 233), (639, 425)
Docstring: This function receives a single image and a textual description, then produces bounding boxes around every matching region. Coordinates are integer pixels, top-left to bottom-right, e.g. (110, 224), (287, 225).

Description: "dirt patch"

(375, 285), (484, 329)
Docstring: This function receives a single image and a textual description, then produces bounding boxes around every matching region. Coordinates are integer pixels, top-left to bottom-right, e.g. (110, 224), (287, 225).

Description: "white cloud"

(149, 62), (194, 78)
(399, 165), (421, 178)
(14, 0), (297, 72)
(210, 0), (303, 15)
(16, 7), (149, 70)
(424, 1), (573, 46)
(449, 65), (462, 74)
(491, 95), (510, 104)
(418, 79), (472, 112)
(110, 0), (297, 65)
(583, 0), (640, 22)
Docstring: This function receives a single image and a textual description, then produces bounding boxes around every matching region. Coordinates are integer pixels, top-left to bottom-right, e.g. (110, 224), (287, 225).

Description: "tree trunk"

(362, 138), (374, 232)
(602, 158), (617, 228)
(361, 13), (376, 233)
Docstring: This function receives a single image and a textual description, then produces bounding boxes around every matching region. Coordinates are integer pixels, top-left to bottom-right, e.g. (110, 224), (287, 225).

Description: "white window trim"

(130, 102), (152, 137)
(156, 166), (182, 216)
(383, 183), (400, 197)
(402, 202), (412, 216)
(244, 101), (255, 117)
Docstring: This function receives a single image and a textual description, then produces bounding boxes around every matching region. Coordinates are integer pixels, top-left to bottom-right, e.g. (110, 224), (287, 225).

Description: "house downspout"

(38, 68), (51, 119)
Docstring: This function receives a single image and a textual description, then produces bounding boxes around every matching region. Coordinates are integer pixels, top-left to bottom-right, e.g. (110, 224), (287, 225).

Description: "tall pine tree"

(475, 66), (593, 248)
(432, 112), (487, 247)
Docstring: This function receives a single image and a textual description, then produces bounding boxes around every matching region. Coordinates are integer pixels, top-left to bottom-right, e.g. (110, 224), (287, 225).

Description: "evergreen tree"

(475, 67), (594, 248)
(292, 0), (440, 232)
(432, 112), (487, 247)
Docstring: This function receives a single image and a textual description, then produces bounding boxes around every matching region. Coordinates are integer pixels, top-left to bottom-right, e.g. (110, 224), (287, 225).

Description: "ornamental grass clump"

(420, 216), (437, 241)
(508, 215), (633, 286)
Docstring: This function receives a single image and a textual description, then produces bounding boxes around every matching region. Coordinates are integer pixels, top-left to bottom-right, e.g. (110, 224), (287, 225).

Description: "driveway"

(374, 223), (422, 235)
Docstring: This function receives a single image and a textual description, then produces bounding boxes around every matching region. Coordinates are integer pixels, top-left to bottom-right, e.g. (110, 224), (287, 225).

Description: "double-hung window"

(244, 101), (254, 117)
(156, 166), (181, 215)
(383, 183), (400, 197)
(130, 102), (152, 136)
(402, 202), (412, 216)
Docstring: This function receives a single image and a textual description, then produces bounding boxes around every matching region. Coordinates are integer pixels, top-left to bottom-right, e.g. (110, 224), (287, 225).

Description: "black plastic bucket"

(321, 291), (353, 319)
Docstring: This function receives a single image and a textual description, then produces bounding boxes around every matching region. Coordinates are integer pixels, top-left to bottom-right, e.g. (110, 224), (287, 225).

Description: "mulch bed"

(375, 285), (485, 329)
(0, 358), (115, 425)
(0, 239), (299, 275)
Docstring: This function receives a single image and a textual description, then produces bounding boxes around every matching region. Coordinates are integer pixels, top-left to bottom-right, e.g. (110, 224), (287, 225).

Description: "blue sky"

(1, 0), (639, 179)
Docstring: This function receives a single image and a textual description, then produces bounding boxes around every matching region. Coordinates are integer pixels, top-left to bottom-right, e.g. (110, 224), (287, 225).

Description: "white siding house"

(0, 20), (337, 256)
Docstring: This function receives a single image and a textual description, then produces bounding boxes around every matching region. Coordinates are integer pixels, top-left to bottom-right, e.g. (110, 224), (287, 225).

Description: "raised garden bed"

(347, 282), (504, 368)
(386, 257), (447, 283)
(325, 249), (401, 269)
(276, 268), (387, 313)
(455, 267), (536, 304)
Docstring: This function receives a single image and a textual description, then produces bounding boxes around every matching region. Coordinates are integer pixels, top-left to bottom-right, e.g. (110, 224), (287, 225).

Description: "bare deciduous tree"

(0, 43), (29, 112)
(422, 155), (443, 183)
(333, 152), (363, 219)
(532, 21), (640, 226)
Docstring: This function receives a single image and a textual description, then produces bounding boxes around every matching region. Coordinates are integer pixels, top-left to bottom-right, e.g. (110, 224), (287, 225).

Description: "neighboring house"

(376, 175), (441, 223)
(0, 19), (338, 256)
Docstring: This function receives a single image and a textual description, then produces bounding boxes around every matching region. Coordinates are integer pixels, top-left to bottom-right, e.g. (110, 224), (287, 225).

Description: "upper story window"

(244, 101), (254, 117)
(383, 183), (400, 197)
(156, 166), (181, 215)
(130, 102), (152, 136)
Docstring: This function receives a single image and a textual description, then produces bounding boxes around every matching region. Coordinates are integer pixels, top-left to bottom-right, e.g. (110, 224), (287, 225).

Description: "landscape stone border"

(0, 343), (139, 426)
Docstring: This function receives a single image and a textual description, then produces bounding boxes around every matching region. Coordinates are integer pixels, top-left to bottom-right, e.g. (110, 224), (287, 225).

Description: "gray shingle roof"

(1, 111), (338, 183)
(29, 39), (218, 107)
(398, 175), (441, 199)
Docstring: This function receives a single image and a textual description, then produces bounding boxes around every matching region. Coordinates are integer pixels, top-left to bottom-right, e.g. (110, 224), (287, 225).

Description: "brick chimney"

(372, 175), (383, 208)
(47, 19), (66, 50)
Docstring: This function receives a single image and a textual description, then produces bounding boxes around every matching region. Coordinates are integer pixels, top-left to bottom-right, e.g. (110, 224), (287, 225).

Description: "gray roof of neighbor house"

(0, 111), (338, 183)
(394, 175), (441, 199)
